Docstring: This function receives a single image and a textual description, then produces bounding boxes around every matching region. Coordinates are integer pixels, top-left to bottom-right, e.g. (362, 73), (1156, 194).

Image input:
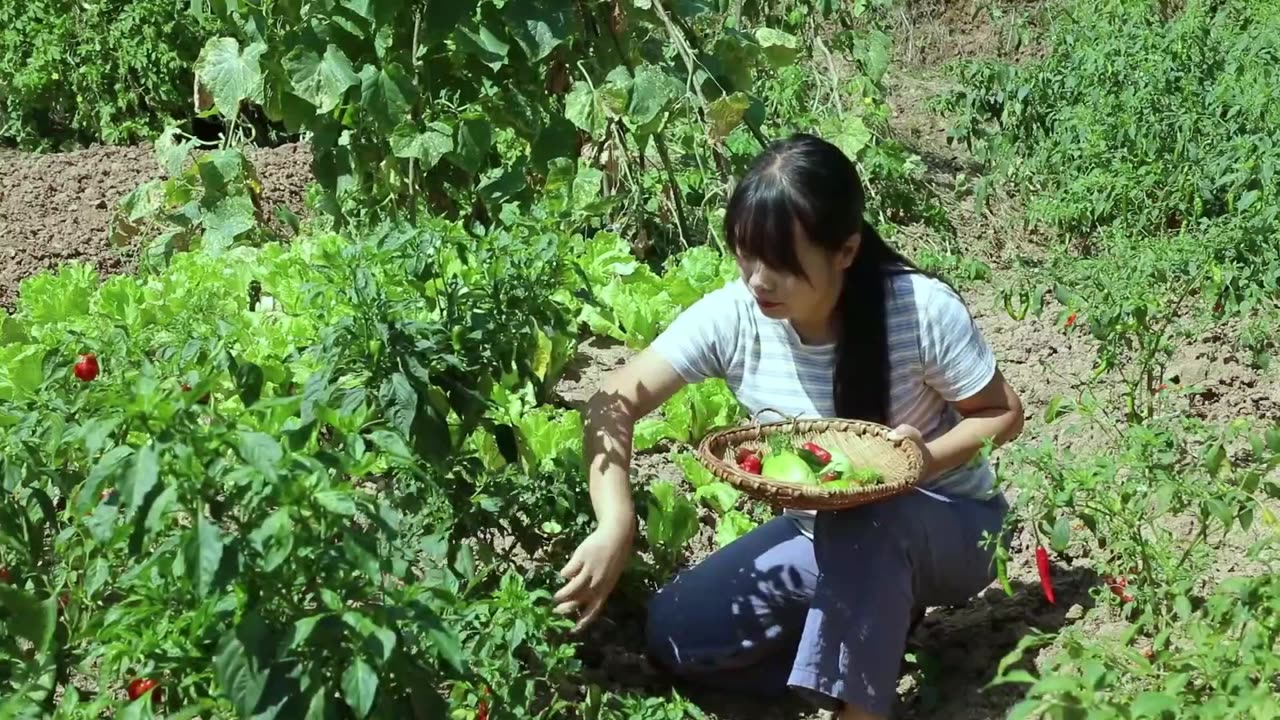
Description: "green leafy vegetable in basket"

(738, 436), (884, 488)
(815, 449), (884, 487)
(760, 449), (819, 485)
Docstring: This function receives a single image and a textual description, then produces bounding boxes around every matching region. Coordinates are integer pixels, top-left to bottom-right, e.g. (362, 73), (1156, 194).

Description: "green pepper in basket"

(761, 449), (818, 485)
(816, 450), (884, 487)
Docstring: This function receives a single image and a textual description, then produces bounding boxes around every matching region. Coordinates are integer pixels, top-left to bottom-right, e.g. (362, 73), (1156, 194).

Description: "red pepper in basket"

(736, 447), (763, 474)
(800, 442), (831, 465)
(1036, 546), (1055, 604)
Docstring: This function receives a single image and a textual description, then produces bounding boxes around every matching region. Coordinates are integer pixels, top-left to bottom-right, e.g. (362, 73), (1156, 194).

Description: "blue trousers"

(645, 491), (1009, 716)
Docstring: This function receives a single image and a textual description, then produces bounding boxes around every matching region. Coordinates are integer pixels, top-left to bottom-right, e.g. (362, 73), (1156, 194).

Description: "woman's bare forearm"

(581, 348), (689, 534)
(923, 369), (1025, 480)
(583, 388), (640, 535)
(924, 407), (1023, 479)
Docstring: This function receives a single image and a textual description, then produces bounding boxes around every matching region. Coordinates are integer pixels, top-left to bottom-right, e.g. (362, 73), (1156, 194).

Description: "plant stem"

(813, 32), (844, 115)
(653, 134), (691, 247)
(602, 6), (692, 247)
(408, 8), (423, 225)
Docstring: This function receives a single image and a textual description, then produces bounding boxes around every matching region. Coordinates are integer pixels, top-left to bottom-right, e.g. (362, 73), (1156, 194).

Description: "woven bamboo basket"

(695, 408), (926, 511)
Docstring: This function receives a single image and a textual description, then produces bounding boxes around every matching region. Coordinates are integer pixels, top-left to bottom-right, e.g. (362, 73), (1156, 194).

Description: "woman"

(553, 133), (1023, 719)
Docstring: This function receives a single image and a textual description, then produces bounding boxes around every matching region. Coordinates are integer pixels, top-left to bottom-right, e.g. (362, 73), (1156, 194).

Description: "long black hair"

(724, 132), (922, 424)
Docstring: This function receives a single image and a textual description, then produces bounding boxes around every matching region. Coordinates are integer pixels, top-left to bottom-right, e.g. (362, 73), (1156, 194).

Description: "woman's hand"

(888, 424), (936, 479)
(553, 348), (687, 632)
(553, 521), (634, 633)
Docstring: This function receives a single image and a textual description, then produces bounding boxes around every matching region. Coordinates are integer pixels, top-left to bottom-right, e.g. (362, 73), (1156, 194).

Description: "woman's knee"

(644, 572), (802, 676)
(644, 584), (682, 668)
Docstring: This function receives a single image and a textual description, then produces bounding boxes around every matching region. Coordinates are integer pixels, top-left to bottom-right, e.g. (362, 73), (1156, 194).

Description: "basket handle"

(749, 406), (800, 426)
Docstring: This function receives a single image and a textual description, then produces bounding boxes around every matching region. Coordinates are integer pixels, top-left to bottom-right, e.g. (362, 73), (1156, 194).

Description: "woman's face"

(735, 221), (859, 328)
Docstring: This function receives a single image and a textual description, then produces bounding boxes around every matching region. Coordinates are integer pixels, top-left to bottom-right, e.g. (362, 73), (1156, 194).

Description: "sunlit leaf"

(625, 65), (681, 134)
(196, 38), (267, 117)
(753, 27), (799, 67)
(707, 92), (750, 139)
(502, 0), (573, 62)
(390, 122), (455, 169)
(340, 661), (373, 712)
(284, 44), (360, 113)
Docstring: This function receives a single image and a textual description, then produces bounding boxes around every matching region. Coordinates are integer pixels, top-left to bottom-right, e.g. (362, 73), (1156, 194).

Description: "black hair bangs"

(723, 169), (816, 280)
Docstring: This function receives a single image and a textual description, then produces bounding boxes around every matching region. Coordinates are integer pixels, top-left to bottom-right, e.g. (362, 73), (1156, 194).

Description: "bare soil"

(0, 142), (311, 310)
(889, 0), (1052, 68)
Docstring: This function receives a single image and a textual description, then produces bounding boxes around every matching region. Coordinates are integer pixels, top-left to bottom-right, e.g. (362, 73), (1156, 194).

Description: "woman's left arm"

(892, 368), (1024, 481)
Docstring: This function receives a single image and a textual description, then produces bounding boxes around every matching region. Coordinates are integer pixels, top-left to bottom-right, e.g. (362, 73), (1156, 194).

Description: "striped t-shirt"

(650, 271), (998, 535)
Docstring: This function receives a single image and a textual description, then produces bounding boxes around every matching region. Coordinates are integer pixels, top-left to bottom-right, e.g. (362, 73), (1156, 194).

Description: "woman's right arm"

(552, 346), (688, 631)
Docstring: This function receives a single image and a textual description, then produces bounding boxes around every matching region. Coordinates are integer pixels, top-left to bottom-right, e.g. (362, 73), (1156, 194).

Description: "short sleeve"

(918, 280), (997, 402)
(649, 283), (740, 383)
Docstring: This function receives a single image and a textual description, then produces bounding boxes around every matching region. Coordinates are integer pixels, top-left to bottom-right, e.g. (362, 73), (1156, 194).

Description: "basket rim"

(695, 414), (926, 503)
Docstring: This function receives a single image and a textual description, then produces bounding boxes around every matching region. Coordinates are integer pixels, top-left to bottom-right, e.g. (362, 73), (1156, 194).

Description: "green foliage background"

(0, 0), (219, 148)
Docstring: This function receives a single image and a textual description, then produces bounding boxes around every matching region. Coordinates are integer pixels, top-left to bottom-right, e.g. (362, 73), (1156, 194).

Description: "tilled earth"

(0, 142), (311, 310)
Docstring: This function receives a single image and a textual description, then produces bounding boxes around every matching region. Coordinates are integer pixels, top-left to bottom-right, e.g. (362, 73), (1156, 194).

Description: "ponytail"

(833, 222), (917, 424)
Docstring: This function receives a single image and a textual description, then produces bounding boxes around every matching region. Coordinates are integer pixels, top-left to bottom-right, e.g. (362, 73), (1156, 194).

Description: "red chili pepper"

(739, 455), (762, 474)
(476, 686), (490, 720)
(800, 442), (831, 465)
(0, 567), (10, 584)
(181, 382), (211, 404)
(74, 353), (99, 382)
(1105, 575), (1134, 602)
(1035, 546), (1055, 604)
(735, 447), (760, 465)
(127, 677), (161, 703)
(1065, 313), (1077, 328)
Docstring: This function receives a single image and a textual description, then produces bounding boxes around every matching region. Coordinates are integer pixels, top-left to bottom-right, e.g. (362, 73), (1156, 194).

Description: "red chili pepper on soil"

(1035, 546), (1055, 604)
(800, 442), (831, 465)
(73, 353), (99, 382)
(1065, 313), (1077, 328)
(127, 677), (161, 702)
(1104, 575), (1134, 602)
